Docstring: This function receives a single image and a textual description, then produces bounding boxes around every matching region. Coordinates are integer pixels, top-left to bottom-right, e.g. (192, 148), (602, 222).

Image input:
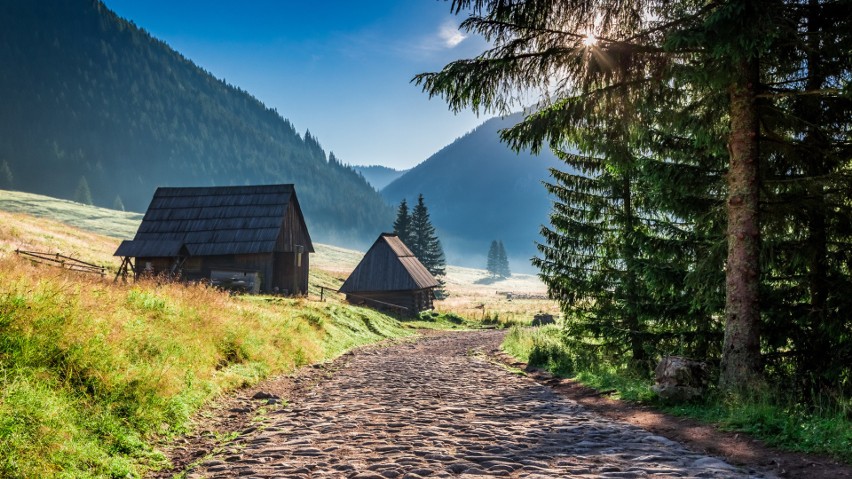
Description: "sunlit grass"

(0, 257), (415, 478)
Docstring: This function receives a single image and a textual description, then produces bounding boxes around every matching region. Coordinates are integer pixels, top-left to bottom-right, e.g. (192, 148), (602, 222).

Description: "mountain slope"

(382, 113), (563, 272)
(352, 165), (409, 191)
(0, 0), (392, 246)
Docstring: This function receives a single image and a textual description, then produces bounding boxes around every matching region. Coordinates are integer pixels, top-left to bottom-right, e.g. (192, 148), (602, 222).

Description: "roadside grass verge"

(663, 396), (852, 462)
(502, 325), (852, 462)
(0, 256), (415, 478)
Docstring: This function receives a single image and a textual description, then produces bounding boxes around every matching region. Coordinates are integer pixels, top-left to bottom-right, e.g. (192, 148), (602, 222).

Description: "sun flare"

(582, 34), (598, 47)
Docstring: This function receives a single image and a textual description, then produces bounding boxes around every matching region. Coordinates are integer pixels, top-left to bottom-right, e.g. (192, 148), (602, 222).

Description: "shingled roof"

(339, 233), (439, 293)
(114, 184), (313, 257)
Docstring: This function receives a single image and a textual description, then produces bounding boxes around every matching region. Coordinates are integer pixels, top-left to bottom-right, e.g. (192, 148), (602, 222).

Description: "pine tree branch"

(622, 1), (721, 44)
(756, 87), (842, 98)
(465, 18), (671, 53)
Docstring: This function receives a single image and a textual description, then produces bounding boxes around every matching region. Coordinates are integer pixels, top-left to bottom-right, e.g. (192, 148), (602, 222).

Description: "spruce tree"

(415, 0), (832, 389)
(113, 194), (125, 211)
(410, 194), (446, 278)
(486, 240), (499, 277)
(755, 2), (852, 395)
(392, 198), (414, 247)
(496, 240), (510, 278)
(74, 176), (93, 205)
(0, 160), (12, 189)
(415, 0), (692, 372)
(527, 103), (662, 368)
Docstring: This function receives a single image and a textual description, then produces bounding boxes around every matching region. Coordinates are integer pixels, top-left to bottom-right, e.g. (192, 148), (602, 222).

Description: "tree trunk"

(719, 57), (762, 392)
(622, 171), (647, 368)
(802, 0), (829, 392)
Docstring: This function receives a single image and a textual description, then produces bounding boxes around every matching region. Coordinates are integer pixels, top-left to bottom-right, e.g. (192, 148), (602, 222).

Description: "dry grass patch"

(438, 265), (559, 324)
(0, 209), (122, 267)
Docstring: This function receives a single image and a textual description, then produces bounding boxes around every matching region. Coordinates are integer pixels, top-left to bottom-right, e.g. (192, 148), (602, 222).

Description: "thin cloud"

(331, 18), (474, 63)
(438, 19), (466, 48)
(402, 18), (468, 58)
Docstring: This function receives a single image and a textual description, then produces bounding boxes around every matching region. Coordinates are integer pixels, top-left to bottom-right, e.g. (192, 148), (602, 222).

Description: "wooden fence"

(496, 291), (550, 300)
(14, 249), (106, 277)
(319, 286), (410, 316)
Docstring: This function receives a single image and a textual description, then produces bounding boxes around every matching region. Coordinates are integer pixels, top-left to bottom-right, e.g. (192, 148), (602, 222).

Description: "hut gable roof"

(114, 184), (313, 257)
(339, 233), (439, 293)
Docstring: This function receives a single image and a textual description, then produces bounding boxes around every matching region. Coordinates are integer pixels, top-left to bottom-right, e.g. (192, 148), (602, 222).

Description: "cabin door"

(273, 252), (290, 294)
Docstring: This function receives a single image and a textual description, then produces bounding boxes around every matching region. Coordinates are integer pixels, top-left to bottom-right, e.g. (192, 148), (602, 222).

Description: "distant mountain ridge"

(352, 165), (409, 191)
(0, 0), (392, 246)
(382, 113), (564, 273)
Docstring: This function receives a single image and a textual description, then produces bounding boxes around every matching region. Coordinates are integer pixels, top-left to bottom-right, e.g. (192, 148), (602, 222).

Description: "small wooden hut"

(339, 233), (439, 314)
(114, 184), (313, 294)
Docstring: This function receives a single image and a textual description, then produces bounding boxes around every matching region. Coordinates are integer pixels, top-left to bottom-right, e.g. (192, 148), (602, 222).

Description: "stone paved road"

(187, 331), (771, 478)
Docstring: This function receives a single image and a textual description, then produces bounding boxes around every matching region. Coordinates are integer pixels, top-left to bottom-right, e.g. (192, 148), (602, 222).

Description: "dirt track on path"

(161, 330), (781, 478)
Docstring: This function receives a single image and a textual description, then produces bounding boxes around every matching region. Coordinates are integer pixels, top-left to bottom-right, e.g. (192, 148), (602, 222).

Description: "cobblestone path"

(188, 331), (770, 478)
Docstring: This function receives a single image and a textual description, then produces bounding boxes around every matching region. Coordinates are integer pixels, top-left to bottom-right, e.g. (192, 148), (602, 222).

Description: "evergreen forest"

(0, 0), (393, 245)
(418, 0), (852, 400)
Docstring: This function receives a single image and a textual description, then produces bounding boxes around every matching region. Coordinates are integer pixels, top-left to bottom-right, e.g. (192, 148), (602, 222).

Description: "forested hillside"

(0, 0), (392, 245)
(382, 113), (563, 271)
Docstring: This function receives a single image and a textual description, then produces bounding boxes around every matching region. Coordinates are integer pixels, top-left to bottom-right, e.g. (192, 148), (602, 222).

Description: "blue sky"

(104, 1), (489, 170)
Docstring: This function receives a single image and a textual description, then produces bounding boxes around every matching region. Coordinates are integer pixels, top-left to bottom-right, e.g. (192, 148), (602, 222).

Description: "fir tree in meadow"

(74, 176), (93, 205)
(0, 160), (13, 189)
(392, 198), (414, 247)
(496, 240), (510, 278)
(410, 194), (445, 278)
(486, 240), (500, 277)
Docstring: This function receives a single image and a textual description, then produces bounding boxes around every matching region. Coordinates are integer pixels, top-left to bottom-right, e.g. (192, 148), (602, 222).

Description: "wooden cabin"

(114, 184), (313, 294)
(339, 233), (439, 314)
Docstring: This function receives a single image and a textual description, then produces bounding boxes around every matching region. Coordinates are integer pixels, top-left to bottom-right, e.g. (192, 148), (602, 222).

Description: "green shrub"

(442, 312), (465, 324)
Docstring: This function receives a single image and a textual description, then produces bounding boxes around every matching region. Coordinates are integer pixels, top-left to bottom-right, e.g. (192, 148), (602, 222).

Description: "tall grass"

(502, 325), (852, 462)
(665, 393), (852, 461)
(0, 256), (414, 478)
